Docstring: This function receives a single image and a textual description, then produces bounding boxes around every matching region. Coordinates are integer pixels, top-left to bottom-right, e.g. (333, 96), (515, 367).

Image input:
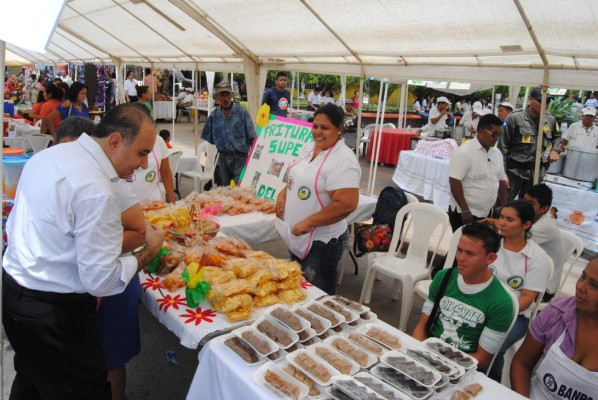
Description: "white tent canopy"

(5, 0), (598, 90)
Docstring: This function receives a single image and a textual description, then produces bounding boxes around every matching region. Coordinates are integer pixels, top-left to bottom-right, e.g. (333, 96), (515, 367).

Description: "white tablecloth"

(155, 101), (175, 119)
(393, 151), (450, 211)
(215, 194), (377, 244)
(544, 181), (598, 253)
(4, 136), (32, 151)
(187, 320), (527, 400)
(139, 271), (325, 349)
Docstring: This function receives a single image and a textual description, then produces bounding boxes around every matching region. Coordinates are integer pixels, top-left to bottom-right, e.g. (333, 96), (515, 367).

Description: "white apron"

(530, 331), (598, 399)
(275, 144), (336, 260)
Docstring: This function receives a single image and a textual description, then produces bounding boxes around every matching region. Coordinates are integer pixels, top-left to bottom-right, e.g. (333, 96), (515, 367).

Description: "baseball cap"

(436, 96), (451, 104)
(472, 101), (483, 112)
(499, 101), (514, 111)
(582, 107), (597, 116)
(214, 82), (232, 94)
(529, 86), (543, 101)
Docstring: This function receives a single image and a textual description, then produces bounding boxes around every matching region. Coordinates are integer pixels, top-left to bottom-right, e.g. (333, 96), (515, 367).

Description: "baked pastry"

(365, 326), (402, 349)
(224, 336), (260, 364)
(464, 383), (483, 396)
(256, 320), (293, 347)
(348, 333), (385, 356)
(307, 303), (340, 325)
(270, 308), (303, 331)
(451, 390), (471, 400)
(294, 353), (331, 383)
(264, 369), (300, 400)
(239, 330), (272, 355)
(314, 347), (353, 374)
(294, 309), (325, 334)
(330, 338), (370, 367)
(282, 364), (320, 397)
(321, 300), (353, 321)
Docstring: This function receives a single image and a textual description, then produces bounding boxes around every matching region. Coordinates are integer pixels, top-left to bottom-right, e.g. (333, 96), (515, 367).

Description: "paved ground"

(2, 118), (589, 399)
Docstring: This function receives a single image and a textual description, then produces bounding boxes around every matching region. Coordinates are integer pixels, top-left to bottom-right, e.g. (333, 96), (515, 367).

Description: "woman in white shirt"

(320, 89), (335, 105)
(487, 200), (550, 381)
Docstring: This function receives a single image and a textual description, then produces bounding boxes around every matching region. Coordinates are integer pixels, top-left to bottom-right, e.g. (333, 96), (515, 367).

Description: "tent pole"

(171, 68), (176, 143)
(354, 77), (364, 158)
(398, 82), (406, 128)
(371, 81), (389, 197)
(533, 71), (550, 185)
(490, 86), (496, 113)
(366, 79), (384, 195)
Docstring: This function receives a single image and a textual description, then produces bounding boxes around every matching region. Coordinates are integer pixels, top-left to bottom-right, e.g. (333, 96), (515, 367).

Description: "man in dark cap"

(498, 86), (561, 201)
(202, 82), (256, 186)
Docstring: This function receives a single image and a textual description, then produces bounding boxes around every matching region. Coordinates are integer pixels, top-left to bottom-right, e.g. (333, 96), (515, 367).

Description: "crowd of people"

(3, 66), (596, 399)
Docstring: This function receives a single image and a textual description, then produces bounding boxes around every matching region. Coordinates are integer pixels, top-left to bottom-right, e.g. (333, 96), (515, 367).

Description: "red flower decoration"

(157, 294), (186, 312)
(141, 277), (164, 291)
(300, 279), (313, 289)
(180, 307), (217, 326)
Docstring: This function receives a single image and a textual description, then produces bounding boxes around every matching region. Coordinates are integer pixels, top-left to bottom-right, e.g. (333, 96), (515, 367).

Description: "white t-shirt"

(531, 214), (566, 294)
(459, 111), (480, 135)
(126, 136), (169, 204)
(448, 137), (506, 217)
(563, 121), (598, 149)
(490, 239), (550, 318)
(321, 96), (335, 105)
(124, 79), (137, 96)
(308, 91), (321, 106)
(421, 106), (448, 136)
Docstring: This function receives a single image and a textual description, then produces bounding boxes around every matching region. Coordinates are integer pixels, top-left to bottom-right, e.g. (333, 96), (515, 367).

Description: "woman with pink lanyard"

(275, 104), (361, 294)
(511, 257), (598, 399)
(485, 200), (550, 381)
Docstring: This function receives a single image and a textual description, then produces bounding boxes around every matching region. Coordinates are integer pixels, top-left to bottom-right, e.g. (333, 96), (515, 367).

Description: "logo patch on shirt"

(298, 186), (311, 200)
(278, 98), (288, 111)
(507, 275), (524, 289)
(543, 373), (557, 392)
(145, 171), (157, 183)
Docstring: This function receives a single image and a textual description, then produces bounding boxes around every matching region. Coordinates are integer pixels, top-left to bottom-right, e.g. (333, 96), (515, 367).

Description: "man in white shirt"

(458, 101), (484, 137)
(417, 96), (451, 137)
(176, 88), (194, 112)
(307, 86), (321, 111)
(448, 114), (507, 231)
(58, 69), (73, 86)
(523, 184), (566, 302)
(124, 70), (138, 102)
(584, 92), (598, 109)
(560, 107), (597, 150)
(2, 103), (165, 400)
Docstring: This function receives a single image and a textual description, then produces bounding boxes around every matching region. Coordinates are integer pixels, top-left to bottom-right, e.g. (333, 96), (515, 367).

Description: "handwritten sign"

(240, 115), (313, 200)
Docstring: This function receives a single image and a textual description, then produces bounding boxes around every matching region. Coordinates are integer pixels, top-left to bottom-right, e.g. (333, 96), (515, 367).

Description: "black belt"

(3, 270), (94, 303)
(218, 151), (247, 156)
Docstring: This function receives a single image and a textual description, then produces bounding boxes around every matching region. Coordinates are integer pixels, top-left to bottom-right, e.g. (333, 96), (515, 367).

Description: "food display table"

(139, 270), (325, 349)
(366, 128), (417, 166)
(215, 194), (377, 244)
(155, 101), (175, 120)
(393, 151), (450, 211)
(544, 181), (598, 253)
(187, 319), (527, 400)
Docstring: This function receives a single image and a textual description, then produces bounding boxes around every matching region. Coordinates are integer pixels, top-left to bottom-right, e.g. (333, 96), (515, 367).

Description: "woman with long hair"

(39, 84), (63, 135)
(46, 82), (89, 141)
(486, 200), (550, 380)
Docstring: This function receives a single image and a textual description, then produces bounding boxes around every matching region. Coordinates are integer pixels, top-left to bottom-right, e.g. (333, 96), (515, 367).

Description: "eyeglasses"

(483, 129), (502, 138)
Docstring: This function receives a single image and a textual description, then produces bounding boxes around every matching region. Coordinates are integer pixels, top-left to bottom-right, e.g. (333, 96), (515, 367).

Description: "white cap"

(582, 107), (596, 116)
(472, 101), (483, 112)
(499, 101), (514, 111)
(436, 96), (451, 104)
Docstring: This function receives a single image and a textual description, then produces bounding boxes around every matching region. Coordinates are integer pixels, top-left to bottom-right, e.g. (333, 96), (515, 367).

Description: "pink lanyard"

(524, 254), (528, 275)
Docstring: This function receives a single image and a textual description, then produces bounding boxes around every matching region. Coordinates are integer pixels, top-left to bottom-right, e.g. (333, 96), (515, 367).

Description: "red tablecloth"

(366, 128), (417, 166)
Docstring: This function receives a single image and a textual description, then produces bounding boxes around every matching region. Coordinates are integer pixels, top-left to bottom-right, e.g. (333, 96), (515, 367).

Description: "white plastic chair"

(556, 230), (584, 295)
(403, 227), (463, 332)
(179, 142), (219, 193)
(27, 135), (51, 154)
(359, 202), (450, 331)
(360, 123), (396, 156)
(485, 282), (520, 378)
(529, 256), (554, 321)
(167, 151), (183, 198)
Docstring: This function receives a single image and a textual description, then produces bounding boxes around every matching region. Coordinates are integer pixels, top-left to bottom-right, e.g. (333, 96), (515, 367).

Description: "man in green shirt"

(412, 222), (515, 370)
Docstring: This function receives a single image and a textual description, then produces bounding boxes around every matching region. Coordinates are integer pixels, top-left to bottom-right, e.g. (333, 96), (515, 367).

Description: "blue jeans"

(489, 314), (529, 381)
(290, 229), (349, 295)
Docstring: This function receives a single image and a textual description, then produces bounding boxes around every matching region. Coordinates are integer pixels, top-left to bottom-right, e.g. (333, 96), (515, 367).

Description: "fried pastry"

(451, 390), (471, 400)
(464, 383), (483, 396)
(253, 293), (281, 308)
(222, 294), (252, 313)
(278, 289), (306, 305)
(254, 281), (278, 297)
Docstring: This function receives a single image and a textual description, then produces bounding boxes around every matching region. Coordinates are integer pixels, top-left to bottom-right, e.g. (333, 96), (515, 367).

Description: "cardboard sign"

(240, 115), (313, 200)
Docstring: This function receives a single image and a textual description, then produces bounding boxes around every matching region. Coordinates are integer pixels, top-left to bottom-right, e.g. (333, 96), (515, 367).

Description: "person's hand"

(480, 217), (498, 227)
(275, 192), (286, 219)
(548, 150), (560, 162)
(461, 212), (474, 225)
(292, 220), (312, 236)
(144, 221), (165, 252)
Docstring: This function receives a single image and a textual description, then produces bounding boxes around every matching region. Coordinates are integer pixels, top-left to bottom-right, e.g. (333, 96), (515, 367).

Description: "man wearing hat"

(307, 86), (321, 111)
(497, 102), (514, 125)
(498, 86), (560, 201)
(560, 107), (597, 150)
(417, 96), (451, 137)
(458, 101), (484, 137)
(201, 82), (256, 186)
(176, 87), (194, 112)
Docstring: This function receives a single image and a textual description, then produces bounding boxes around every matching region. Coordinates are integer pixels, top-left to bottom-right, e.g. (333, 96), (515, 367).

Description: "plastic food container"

(287, 349), (341, 386)
(380, 350), (442, 387)
(422, 338), (478, 371)
(370, 364), (433, 400)
(353, 372), (411, 400)
(311, 343), (360, 376)
(254, 362), (308, 400)
(330, 375), (385, 400)
(325, 336), (377, 368)
(219, 333), (266, 366)
(233, 326), (279, 357)
(305, 300), (344, 328)
(253, 315), (299, 350)
(399, 345), (464, 378)
(266, 304), (310, 333)
(3, 154), (29, 200)
(318, 298), (360, 324)
(292, 305), (332, 335)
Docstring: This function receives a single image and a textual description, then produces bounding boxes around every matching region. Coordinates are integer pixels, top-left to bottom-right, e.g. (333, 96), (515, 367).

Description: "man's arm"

(430, 110), (446, 125)
(469, 345), (494, 370)
(411, 314), (430, 341)
(160, 158), (176, 203)
(121, 203), (146, 253)
(497, 180), (508, 207)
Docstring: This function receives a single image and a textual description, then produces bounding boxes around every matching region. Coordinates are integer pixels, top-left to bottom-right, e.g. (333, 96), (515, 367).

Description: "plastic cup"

(3, 155), (29, 199)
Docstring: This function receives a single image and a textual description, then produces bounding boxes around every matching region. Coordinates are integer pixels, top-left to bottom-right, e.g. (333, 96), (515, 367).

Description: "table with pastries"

(187, 309), (527, 400)
(366, 128), (417, 166)
(392, 150), (450, 211)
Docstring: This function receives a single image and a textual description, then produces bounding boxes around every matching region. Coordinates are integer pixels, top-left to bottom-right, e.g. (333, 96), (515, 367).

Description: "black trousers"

(2, 272), (111, 400)
(507, 170), (540, 202)
(448, 206), (481, 232)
